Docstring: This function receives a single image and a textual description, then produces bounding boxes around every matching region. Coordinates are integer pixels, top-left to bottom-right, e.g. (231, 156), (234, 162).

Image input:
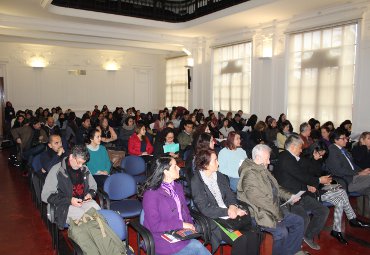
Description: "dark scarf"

(65, 158), (85, 199)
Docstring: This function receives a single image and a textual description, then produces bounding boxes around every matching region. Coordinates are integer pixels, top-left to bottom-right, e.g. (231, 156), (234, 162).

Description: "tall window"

(287, 23), (357, 129)
(212, 42), (252, 113)
(166, 56), (188, 108)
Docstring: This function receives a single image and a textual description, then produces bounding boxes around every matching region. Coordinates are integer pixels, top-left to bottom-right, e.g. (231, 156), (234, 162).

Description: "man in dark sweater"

(40, 134), (66, 174)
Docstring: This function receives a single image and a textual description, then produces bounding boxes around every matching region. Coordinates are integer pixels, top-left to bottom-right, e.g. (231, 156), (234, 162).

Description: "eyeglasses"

(338, 137), (348, 141)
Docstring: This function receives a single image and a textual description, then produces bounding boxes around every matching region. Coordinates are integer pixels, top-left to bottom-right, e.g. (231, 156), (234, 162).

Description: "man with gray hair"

(41, 145), (100, 229)
(274, 134), (330, 251)
(237, 144), (306, 255)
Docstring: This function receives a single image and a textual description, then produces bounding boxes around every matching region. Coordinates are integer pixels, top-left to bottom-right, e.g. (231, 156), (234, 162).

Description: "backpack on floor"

(68, 208), (126, 255)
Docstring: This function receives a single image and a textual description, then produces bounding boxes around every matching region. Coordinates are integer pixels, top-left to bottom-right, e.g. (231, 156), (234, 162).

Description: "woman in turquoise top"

(86, 129), (112, 188)
(218, 131), (247, 192)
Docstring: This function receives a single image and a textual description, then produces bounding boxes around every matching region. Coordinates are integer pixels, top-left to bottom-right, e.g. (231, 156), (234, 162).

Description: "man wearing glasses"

(42, 145), (100, 229)
(326, 128), (370, 207)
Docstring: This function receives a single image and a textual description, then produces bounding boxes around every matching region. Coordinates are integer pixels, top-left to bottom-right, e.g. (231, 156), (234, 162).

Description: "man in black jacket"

(40, 134), (66, 174)
(274, 134), (330, 251)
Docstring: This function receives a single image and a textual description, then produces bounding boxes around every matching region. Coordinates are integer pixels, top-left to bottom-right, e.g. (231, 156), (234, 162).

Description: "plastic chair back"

(104, 173), (137, 200)
(121, 155), (146, 176)
(140, 210), (145, 225)
(32, 154), (42, 172)
(99, 209), (127, 240)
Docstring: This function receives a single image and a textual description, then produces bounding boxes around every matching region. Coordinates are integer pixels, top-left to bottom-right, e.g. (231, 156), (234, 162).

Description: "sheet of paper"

(163, 143), (179, 153)
(280, 190), (305, 207)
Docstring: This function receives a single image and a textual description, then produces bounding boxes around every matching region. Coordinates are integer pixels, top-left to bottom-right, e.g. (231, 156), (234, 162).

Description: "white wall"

(189, 2), (370, 135)
(0, 42), (166, 116)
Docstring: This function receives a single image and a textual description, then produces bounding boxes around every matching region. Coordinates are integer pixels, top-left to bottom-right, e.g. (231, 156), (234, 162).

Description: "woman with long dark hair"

(301, 142), (369, 244)
(97, 117), (117, 147)
(141, 157), (211, 255)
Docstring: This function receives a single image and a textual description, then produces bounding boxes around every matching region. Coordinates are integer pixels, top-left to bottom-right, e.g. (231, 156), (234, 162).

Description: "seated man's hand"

(319, 175), (332, 184)
(228, 205), (238, 219)
(57, 147), (65, 156)
(307, 185), (317, 193)
(290, 194), (301, 204)
(236, 208), (247, 217)
(16, 138), (21, 144)
(71, 197), (82, 207)
(97, 170), (109, 175)
(84, 193), (92, 201)
(141, 152), (149, 156)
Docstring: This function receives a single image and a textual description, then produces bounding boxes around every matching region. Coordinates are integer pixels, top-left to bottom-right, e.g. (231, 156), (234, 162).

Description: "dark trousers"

(290, 195), (329, 240)
(263, 213), (304, 255)
(22, 144), (46, 166)
(220, 229), (260, 255)
(93, 175), (109, 189)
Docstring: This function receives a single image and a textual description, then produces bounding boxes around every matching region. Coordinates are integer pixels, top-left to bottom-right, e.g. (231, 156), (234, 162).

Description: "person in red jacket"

(128, 122), (154, 156)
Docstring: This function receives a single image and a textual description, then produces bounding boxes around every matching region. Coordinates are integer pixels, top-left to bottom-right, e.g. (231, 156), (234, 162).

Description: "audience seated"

(177, 120), (194, 153)
(41, 145), (100, 229)
(308, 118), (321, 142)
(153, 128), (179, 159)
(250, 121), (267, 146)
(43, 116), (61, 137)
(118, 116), (136, 150)
(76, 115), (91, 145)
(191, 149), (260, 255)
(301, 141), (369, 244)
(153, 110), (166, 132)
(219, 118), (235, 138)
(299, 122), (314, 151)
(128, 122), (154, 156)
(274, 134), (329, 250)
(277, 113), (293, 133)
(218, 131), (247, 192)
(276, 120), (291, 152)
(11, 117), (48, 164)
(243, 114), (258, 133)
(320, 125), (331, 148)
(40, 134), (66, 174)
(86, 129), (112, 188)
(265, 117), (278, 145)
(325, 128), (370, 204)
(141, 157), (211, 255)
(351, 131), (370, 169)
(96, 117), (117, 148)
(231, 113), (244, 132)
(237, 144), (305, 255)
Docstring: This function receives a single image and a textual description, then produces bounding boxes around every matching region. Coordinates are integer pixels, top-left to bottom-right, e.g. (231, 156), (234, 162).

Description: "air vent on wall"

(68, 70), (86, 75)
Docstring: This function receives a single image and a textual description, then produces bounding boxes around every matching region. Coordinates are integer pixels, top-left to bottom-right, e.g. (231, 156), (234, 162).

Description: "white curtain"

(166, 56), (188, 108)
(287, 23), (357, 129)
(212, 42), (252, 113)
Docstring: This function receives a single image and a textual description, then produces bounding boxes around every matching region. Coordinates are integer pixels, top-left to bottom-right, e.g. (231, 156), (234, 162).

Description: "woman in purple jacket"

(141, 157), (211, 255)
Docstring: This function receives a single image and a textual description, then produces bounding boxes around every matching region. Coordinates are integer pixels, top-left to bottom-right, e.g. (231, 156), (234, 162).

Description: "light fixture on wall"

(28, 56), (48, 68)
(104, 60), (120, 71)
(261, 36), (273, 58)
